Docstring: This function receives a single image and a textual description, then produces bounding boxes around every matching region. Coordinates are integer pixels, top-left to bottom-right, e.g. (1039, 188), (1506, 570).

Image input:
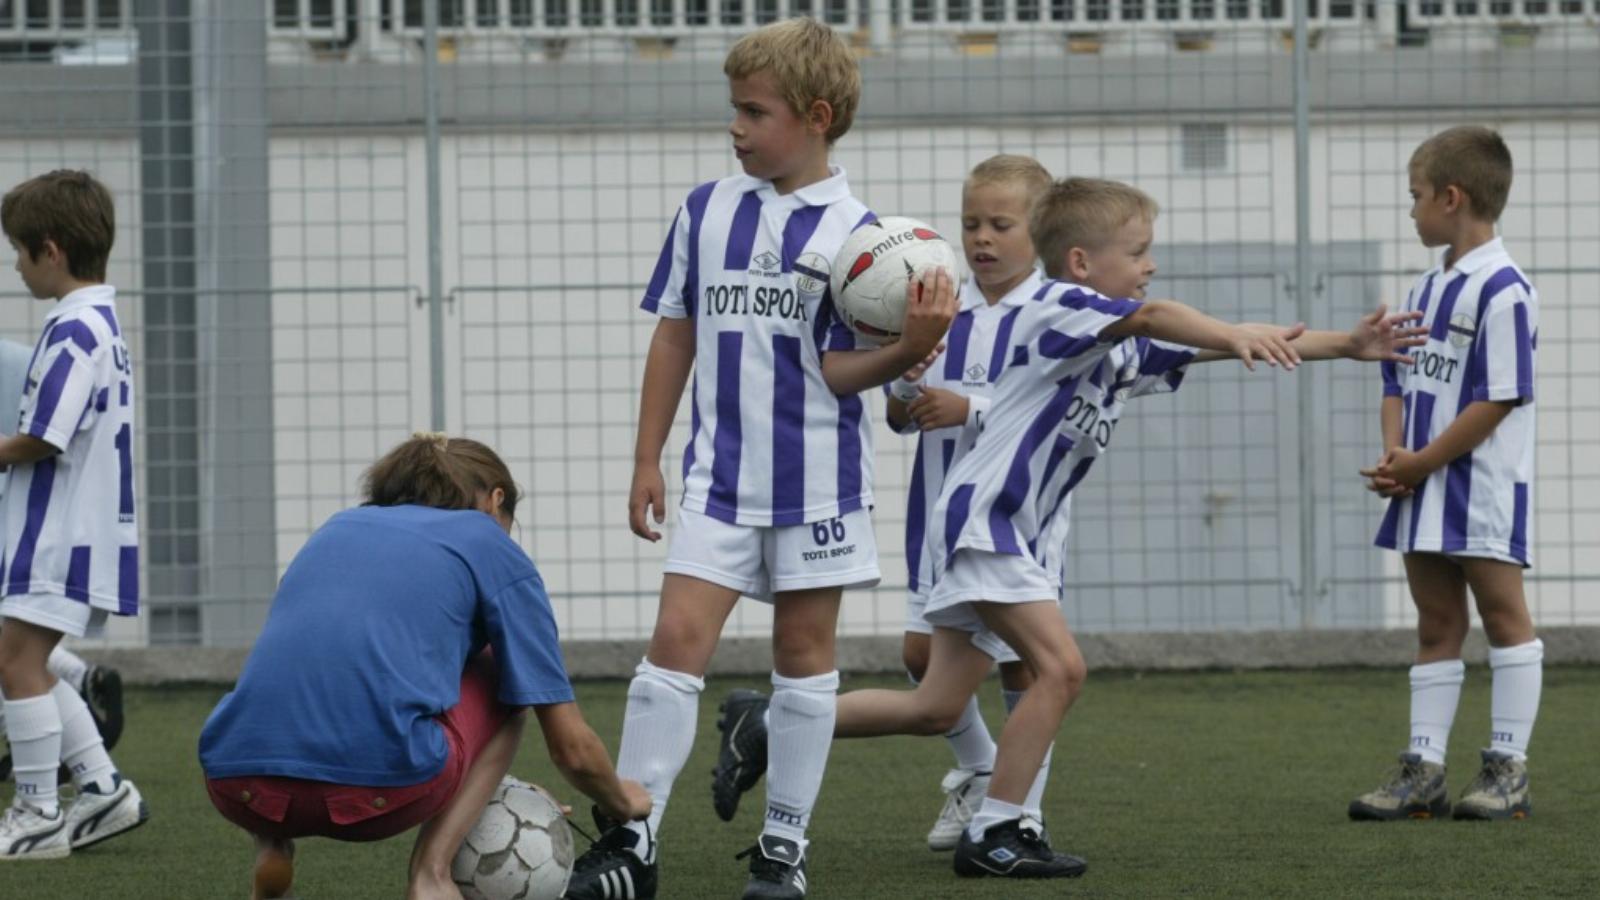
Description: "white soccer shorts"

(665, 506), (880, 602)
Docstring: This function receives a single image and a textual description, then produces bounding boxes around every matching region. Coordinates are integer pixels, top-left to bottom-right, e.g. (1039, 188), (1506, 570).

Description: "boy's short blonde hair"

(1030, 178), (1159, 279)
(964, 154), (1053, 203)
(1, 169), (116, 282)
(1409, 126), (1513, 222)
(724, 18), (860, 144)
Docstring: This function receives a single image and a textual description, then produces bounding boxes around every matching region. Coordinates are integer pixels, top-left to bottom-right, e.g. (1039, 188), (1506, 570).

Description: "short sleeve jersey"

(929, 280), (1195, 584)
(1375, 237), (1537, 565)
(0, 284), (138, 615)
(199, 505), (575, 786)
(642, 167), (877, 527)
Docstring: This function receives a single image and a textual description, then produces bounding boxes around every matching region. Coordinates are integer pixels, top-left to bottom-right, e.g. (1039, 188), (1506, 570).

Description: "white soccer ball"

(830, 216), (961, 347)
(451, 777), (574, 900)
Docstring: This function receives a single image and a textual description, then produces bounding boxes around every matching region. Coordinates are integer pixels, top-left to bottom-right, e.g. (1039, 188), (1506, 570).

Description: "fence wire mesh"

(0, 0), (1594, 646)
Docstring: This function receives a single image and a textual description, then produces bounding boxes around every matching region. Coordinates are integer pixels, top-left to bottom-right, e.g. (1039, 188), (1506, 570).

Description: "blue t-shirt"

(198, 505), (575, 786)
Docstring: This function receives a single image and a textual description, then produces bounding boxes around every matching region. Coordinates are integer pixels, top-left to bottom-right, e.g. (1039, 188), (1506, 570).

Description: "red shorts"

(205, 653), (512, 842)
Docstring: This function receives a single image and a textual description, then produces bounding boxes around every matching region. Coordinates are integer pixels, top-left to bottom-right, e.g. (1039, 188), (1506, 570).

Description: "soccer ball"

(830, 216), (961, 346)
(451, 777), (574, 900)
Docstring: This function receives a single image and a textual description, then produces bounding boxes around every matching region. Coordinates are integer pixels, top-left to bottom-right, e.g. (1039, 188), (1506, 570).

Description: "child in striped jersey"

(0, 170), (146, 860)
(568, 18), (957, 900)
(1351, 126), (1543, 822)
(711, 177), (1425, 879)
(884, 155), (1055, 850)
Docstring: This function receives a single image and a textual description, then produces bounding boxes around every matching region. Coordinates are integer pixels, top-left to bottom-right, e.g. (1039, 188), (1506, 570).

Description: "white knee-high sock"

(53, 679), (117, 793)
(1408, 659), (1465, 765)
(914, 671), (994, 773)
(615, 659), (703, 858)
(1003, 688), (1053, 819)
(45, 646), (90, 693)
(1488, 638), (1543, 761)
(4, 693), (63, 815)
(762, 670), (839, 846)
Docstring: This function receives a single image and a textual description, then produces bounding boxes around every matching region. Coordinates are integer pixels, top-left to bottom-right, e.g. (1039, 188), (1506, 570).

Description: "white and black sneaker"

(566, 808), (657, 900)
(0, 802), (70, 861)
(712, 689), (770, 822)
(66, 775), (149, 850)
(927, 768), (990, 851)
(953, 816), (1086, 880)
(737, 834), (808, 899)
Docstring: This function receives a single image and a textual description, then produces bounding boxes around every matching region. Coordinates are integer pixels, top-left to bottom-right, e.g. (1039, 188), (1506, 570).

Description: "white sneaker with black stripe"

(0, 802), (70, 861)
(566, 809), (657, 900)
(927, 768), (990, 851)
(66, 776), (149, 849)
(738, 834), (809, 899)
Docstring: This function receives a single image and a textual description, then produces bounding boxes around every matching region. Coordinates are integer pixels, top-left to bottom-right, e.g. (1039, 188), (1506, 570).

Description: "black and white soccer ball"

(830, 216), (961, 347)
(451, 777), (574, 900)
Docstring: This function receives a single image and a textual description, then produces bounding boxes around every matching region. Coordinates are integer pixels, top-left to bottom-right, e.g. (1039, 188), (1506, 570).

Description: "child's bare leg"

(760, 586), (843, 846)
(251, 834), (295, 900)
(1406, 553), (1470, 662)
(836, 628), (993, 737)
(644, 574), (742, 676)
(902, 631), (931, 682)
(997, 659), (1050, 817)
(406, 710), (527, 900)
(1462, 558), (1535, 647)
(972, 601), (1084, 808)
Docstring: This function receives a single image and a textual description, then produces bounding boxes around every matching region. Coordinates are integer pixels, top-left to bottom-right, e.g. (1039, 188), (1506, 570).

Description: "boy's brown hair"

(363, 432), (521, 522)
(1031, 177), (1159, 279)
(965, 154), (1053, 204)
(1, 169), (116, 282)
(724, 18), (861, 144)
(1409, 125), (1513, 222)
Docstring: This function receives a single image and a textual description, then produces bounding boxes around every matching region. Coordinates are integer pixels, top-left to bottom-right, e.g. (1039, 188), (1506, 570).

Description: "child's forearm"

(0, 434), (58, 467)
(1105, 300), (1238, 354)
(1381, 395), (1404, 452)
(821, 344), (925, 396)
(634, 318), (696, 465)
(1414, 400), (1515, 473)
(886, 395), (912, 431)
(1196, 328), (1352, 363)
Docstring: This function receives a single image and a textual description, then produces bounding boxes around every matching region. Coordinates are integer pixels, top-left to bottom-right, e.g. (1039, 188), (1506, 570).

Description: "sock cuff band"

(3, 693), (62, 735)
(634, 658), (705, 694)
(1489, 637), (1544, 668)
(771, 669), (840, 693)
(1410, 658), (1466, 686)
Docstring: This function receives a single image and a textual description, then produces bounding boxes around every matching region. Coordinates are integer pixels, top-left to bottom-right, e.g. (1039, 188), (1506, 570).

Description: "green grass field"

(10, 668), (1600, 899)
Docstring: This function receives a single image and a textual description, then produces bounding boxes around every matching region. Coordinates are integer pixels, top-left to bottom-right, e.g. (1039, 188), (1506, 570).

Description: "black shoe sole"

(954, 858), (1087, 879)
(1348, 796), (1451, 821)
(1453, 803), (1531, 821)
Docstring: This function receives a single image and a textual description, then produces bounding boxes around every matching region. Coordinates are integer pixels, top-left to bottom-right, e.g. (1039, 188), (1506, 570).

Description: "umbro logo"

(989, 848), (1017, 864)
(965, 363), (985, 380)
(754, 251), (781, 271)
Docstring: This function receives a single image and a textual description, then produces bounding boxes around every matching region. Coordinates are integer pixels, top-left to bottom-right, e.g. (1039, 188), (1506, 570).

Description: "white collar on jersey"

(1437, 236), (1505, 276)
(745, 165), (852, 209)
(45, 283), (117, 321)
(959, 268), (1043, 312)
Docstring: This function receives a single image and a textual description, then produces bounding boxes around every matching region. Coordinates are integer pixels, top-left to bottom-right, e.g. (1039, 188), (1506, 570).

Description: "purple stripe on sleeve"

(943, 311), (976, 381)
(986, 307), (1022, 383)
(722, 191), (764, 271)
(641, 208), (683, 313)
(988, 380), (1081, 555)
(781, 205), (828, 271)
(47, 320), (99, 355)
(65, 546), (91, 602)
(1140, 342), (1194, 376)
(771, 335), (806, 525)
(682, 182), (715, 318)
(92, 305), (120, 336)
(1380, 359), (1401, 397)
(1038, 328), (1101, 360)
(836, 391), (865, 511)
(1059, 288), (1142, 318)
(1031, 280), (1057, 301)
(26, 353), (77, 440)
(1510, 482), (1529, 563)
(706, 332), (744, 520)
(942, 483), (976, 568)
(1441, 451), (1473, 552)
(905, 439), (927, 592)
(7, 458), (57, 593)
(1513, 302), (1533, 398)
(119, 545), (139, 614)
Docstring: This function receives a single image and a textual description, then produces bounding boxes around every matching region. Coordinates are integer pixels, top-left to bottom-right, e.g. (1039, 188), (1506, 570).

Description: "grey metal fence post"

(423, 0), (447, 432)
(1292, 0), (1317, 627)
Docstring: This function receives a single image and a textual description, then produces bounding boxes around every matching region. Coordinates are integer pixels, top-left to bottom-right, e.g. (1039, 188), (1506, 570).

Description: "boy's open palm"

(1349, 305), (1428, 362)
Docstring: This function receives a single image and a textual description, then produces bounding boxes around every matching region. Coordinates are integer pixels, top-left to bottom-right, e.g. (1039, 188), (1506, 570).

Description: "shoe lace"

(735, 844), (791, 883)
(1381, 758), (1426, 792)
(939, 773), (981, 821)
(572, 817), (643, 871)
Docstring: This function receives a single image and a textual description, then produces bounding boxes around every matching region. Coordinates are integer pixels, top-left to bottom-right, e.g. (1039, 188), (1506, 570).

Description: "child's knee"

(1032, 650), (1086, 703)
(901, 636), (930, 682)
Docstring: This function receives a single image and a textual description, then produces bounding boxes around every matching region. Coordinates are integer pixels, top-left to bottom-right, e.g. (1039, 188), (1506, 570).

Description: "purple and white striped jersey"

(901, 271), (1043, 592)
(642, 167), (875, 527)
(1375, 238), (1536, 566)
(929, 280), (1194, 583)
(0, 285), (138, 615)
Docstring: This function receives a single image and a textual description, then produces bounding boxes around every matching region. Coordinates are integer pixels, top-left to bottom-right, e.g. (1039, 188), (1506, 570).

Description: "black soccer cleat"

(953, 817), (1087, 880)
(737, 834), (809, 899)
(565, 807), (657, 900)
(712, 689), (770, 822)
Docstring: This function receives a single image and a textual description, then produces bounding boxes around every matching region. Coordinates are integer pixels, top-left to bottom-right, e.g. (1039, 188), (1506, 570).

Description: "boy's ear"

(806, 98), (834, 137)
(1441, 184), (1467, 214)
(1066, 247), (1090, 281)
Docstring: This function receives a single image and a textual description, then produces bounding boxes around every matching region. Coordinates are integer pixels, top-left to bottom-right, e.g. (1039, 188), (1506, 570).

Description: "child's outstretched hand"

(1227, 322), (1306, 371)
(898, 267), (958, 362)
(1347, 305), (1428, 362)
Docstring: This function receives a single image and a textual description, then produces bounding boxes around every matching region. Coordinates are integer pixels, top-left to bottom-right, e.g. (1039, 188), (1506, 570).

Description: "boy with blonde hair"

(566, 18), (956, 900)
(0, 169), (146, 860)
(714, 176), (1424, 879)
(1352, 126), (1542, 821)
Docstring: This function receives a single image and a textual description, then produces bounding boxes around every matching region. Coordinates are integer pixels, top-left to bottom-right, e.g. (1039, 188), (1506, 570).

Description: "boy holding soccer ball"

(715, 175), (1427, 880)
(1350, 126), (1544, 822)
(566, 17), (955, 900)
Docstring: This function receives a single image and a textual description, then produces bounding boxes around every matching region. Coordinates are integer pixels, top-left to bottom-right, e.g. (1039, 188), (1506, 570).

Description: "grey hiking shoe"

(1348, 752), (1450, 820)
(1453, 749), (1531, 820)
